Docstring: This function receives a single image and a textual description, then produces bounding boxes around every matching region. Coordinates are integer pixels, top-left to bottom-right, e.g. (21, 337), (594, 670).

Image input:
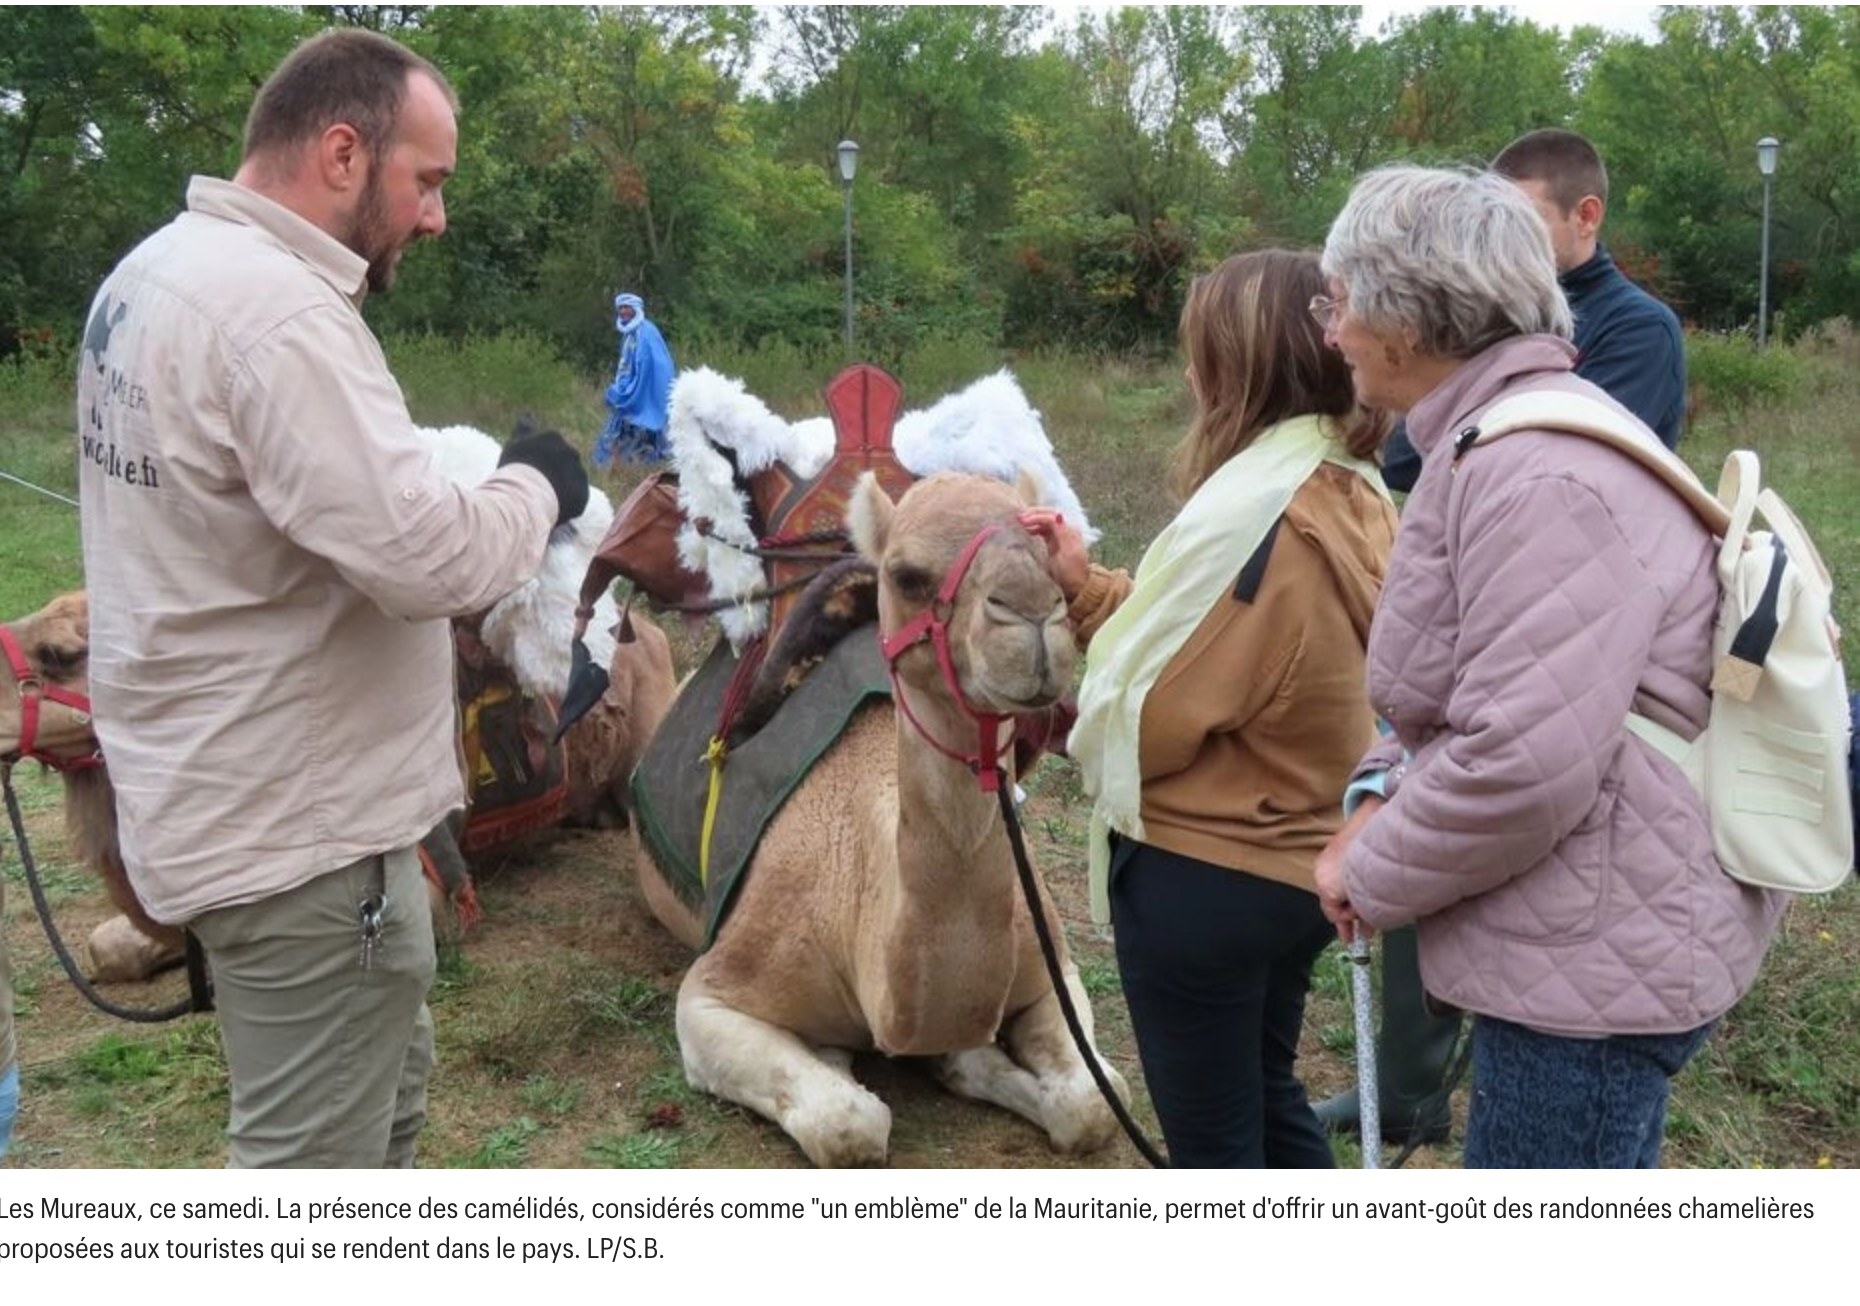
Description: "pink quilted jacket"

(1342, 336), (1786, 1037)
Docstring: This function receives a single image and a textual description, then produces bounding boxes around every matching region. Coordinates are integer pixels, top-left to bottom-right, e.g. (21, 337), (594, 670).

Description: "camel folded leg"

(676, 978), (891, 1167)
(934, 967), (1127, 1155)
(87, 913), (187, 983)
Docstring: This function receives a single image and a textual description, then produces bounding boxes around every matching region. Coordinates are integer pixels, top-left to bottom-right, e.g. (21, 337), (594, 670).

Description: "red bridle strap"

(0, 622), (103, 773)
(878, 523), (1013, 794)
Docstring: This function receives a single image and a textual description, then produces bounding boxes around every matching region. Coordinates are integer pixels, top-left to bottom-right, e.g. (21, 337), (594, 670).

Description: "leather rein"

(873, 524), (1172, 1165)
(1, 620), (209, 1021)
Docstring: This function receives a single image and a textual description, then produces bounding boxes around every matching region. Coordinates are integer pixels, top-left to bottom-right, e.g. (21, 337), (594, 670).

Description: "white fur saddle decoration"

(422, 424), (620, 700)
(668, 367), (1096, 648)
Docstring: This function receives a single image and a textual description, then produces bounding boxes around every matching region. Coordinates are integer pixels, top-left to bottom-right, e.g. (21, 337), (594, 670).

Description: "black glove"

(498, 429), (590, 527)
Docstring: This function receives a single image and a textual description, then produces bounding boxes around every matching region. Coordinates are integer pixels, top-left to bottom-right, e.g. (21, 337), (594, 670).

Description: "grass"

(454, 1116), (545, 1169)
(2, 767), (96, 906)
(12, 1020), (227, 1167)
(0, 347), (83, 613)
(585, 1130), (683, 1169)
(3, 329), (1855, 1170)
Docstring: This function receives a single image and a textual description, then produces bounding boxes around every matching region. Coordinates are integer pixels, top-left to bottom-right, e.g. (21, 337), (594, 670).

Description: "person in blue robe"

(595, 293), (676, 466)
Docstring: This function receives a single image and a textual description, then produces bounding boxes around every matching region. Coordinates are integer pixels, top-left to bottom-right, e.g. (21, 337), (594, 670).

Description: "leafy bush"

(384, 329), (601, 444)
(1686, 330), (1809, 410)
(679, 333), (835, 414)
(678, 332), (1009, 419)
(0, 341), (78, 430)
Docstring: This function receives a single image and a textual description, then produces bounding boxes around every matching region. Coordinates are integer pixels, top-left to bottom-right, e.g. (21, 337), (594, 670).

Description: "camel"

(632, 470), (1127, 1167)
(2, 420), (676, 982)
(0, 592), (164, 961)
(1, 588), (674, 981)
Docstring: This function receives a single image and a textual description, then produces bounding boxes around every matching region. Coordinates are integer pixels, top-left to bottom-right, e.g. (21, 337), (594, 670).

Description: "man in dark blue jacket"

(1321, 129), (1690, 1148)
(1377, 129), (1687, 493)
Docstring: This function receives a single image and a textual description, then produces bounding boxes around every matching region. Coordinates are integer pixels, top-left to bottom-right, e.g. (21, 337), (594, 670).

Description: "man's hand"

(499, 429), (590, 528)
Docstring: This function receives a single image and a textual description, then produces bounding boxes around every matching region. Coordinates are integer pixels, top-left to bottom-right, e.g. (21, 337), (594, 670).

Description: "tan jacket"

(77, 178), (558, 924)
(1070, 464), (1396, 893)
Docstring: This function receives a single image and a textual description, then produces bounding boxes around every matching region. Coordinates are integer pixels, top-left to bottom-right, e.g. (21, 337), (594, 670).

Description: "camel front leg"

(935, 966), (1127, 1155)
(676, 976), (891, 1167)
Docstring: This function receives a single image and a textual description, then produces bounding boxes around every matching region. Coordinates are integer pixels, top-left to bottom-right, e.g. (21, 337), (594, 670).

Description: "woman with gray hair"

(1311, 166), (1785, 1168)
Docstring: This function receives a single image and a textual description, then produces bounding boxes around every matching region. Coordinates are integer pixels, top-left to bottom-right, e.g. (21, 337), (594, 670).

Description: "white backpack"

(1469, 390), (1854, 895)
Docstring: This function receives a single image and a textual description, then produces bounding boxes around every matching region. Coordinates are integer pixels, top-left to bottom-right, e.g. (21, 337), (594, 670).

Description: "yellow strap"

(461, 685), (514, 787)
(699, 735), (729, 890)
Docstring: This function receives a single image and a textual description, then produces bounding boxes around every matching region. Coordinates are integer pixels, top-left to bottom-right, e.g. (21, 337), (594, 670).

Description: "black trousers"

(1111, 837), (1337, 1169)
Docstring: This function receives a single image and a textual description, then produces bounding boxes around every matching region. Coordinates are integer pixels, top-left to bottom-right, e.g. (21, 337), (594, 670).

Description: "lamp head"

(837, 139), (860, 184)
(1757, 136), (1780, 178)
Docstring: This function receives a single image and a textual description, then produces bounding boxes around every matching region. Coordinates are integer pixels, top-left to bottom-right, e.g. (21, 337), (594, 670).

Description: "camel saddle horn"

(750, 364), (916, 636)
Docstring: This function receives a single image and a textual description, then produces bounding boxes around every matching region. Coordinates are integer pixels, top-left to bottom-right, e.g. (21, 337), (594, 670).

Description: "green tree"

(1226, 5), (1396, 245)
(0, 6), (313, 344)
(1004, 6), (1251, 347)
(1379, 5), (1577, 161)
(1582, 5), (1860, 328)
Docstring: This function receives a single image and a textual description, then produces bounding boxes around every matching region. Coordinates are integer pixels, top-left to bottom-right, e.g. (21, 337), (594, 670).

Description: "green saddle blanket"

(631, 627), (891, 948)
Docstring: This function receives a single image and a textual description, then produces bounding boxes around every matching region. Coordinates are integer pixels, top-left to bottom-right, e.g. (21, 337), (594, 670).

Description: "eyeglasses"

(1308, 293), (1347, 331)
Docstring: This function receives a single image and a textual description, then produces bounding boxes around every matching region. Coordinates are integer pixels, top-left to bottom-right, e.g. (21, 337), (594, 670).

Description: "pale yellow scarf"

(1072, 413), (1388, 923)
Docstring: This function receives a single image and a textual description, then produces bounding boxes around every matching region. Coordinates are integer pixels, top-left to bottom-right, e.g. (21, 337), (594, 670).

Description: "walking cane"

(1350, 924), (1381, 1169)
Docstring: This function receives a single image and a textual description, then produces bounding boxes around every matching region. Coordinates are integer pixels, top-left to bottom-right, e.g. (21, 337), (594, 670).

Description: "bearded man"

(75, 28), (587, 1168)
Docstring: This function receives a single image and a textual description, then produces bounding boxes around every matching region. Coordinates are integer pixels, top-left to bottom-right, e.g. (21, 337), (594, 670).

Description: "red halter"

(877, 522), (1017, 794)
(0, 622), (104, 773)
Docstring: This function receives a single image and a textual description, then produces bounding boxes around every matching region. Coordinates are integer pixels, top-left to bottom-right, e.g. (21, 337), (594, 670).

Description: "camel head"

(1, 590), (102, 769)
(850, 471), (1074, 717)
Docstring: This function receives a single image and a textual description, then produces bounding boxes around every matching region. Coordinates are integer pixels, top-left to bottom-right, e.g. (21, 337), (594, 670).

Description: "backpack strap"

(1465, 390), (1839, 681)
(1462, 391), (1731, 536)
(1624, 711), (1694, 770)
(1464, 394), (1732, 747)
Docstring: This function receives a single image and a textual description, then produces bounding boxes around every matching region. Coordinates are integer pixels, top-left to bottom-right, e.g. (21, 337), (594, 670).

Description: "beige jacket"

(77, 178), (558, 924)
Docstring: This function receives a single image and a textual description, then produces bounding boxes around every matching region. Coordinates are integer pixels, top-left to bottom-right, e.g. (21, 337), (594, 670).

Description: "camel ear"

(1014, 465), (1045, 508)
(847, 471), (894, 560)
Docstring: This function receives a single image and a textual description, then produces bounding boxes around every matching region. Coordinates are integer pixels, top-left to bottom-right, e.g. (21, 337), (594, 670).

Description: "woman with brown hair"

(1021, 248), (1396, 1167)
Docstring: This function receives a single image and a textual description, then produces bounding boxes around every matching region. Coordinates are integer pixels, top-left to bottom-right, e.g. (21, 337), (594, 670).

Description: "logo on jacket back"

(83, 296), (127, 374)
(80, 294), (160, 490)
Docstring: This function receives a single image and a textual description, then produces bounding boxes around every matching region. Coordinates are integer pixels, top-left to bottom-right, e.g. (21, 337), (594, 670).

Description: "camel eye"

(36, 643), (85, 678)
(887, 561), (935, 604)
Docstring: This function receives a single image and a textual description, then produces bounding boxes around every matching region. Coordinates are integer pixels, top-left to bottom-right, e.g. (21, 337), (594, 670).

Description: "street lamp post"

(838, 139), (860, 357)
(1757, 136), (1779, 348)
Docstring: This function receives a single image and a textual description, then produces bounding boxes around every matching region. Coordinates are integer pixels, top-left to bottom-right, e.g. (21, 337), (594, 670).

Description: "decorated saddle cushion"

(631, 627), (891, 948)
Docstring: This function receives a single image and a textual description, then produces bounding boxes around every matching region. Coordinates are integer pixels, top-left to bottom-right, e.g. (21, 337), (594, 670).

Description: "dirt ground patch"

(22, 750), (1841, 1171)
(4, 758), (1440, 1170)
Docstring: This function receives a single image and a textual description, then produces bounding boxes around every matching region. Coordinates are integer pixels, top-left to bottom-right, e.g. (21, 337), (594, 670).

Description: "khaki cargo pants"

(189, 845), (435, 1168)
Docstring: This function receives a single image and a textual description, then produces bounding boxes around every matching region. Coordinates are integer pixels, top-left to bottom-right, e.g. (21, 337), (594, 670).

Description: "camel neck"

(890, 681), (1011, 866)
(862, 709), (1022, 1053)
